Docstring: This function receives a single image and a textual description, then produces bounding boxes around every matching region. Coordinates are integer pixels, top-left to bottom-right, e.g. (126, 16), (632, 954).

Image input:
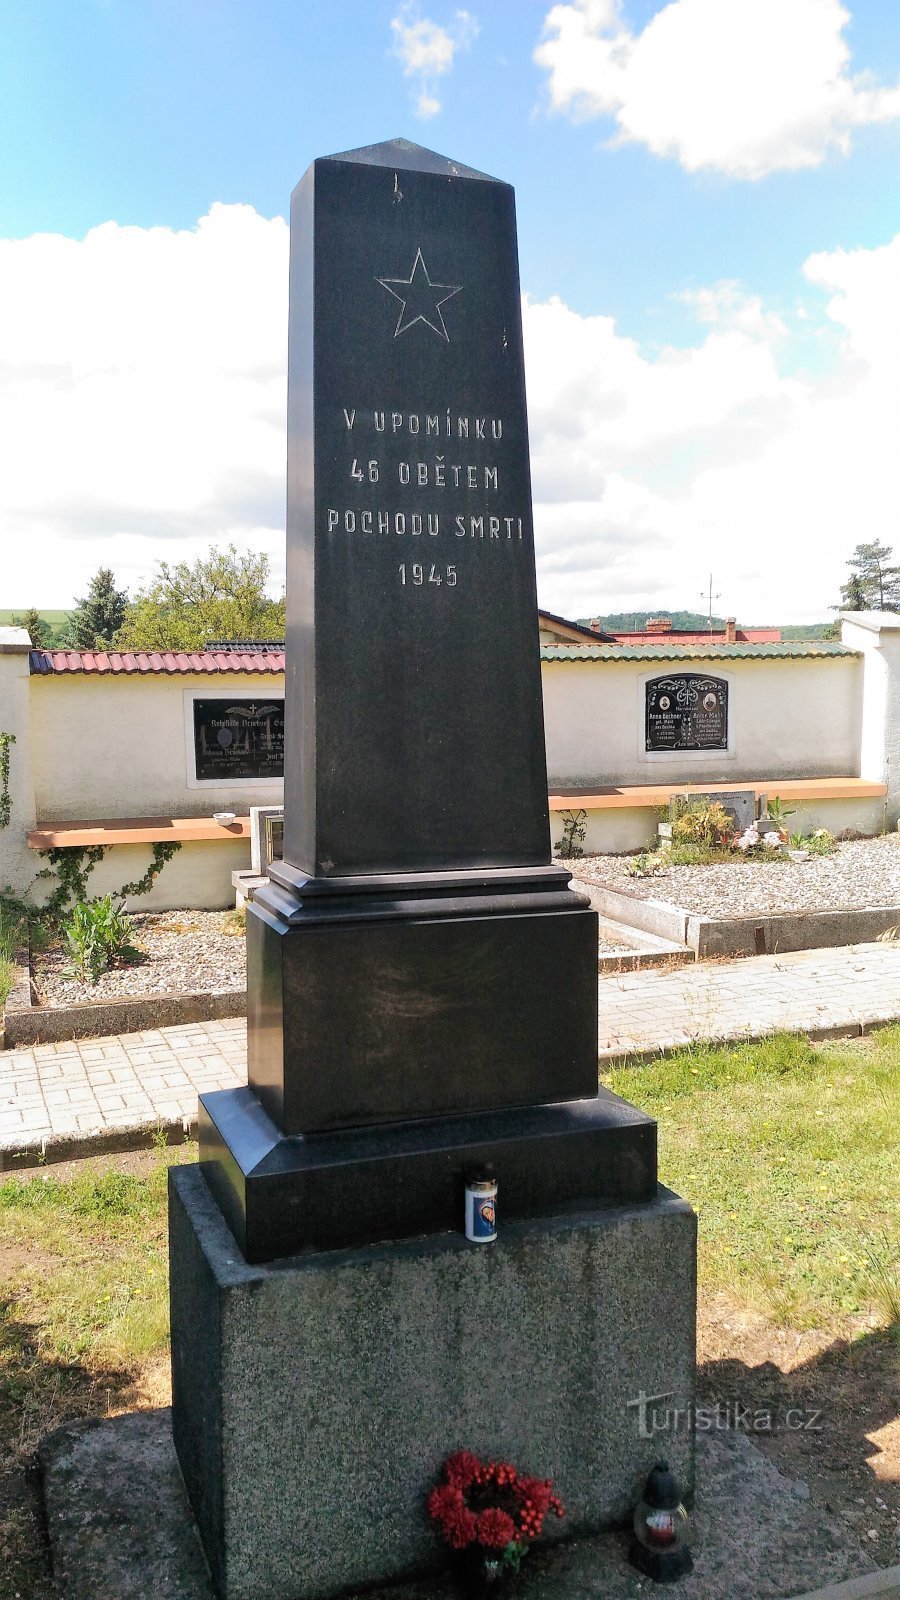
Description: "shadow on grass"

(698, 1324), (898, 1563)
(0, 1297), (159, 1600)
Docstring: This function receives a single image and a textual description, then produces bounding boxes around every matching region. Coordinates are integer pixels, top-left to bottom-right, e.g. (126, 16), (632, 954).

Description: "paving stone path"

(596, 940), (900, 1060)
(1, 943), (897, 1164)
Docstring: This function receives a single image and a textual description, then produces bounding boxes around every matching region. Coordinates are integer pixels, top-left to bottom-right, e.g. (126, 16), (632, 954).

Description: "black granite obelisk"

(197, 139), (656, 1261)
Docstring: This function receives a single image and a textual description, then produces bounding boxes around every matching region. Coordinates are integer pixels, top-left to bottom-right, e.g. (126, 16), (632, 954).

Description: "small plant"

(62, 896), (142, 984)
(736, 824), (786, 856)
(671, 799), (733, 851)
(666, 841), (732, 866)
(627, 850), (668, 878)
(788, 829), (836, 857)
(428, 1451), (564, 1588)
(554, 808), (587, 859)
(760, 795), (796, 828)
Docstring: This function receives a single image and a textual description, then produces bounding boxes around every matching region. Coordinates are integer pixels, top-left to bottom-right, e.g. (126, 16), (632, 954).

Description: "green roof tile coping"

(539, 642), (857, 662)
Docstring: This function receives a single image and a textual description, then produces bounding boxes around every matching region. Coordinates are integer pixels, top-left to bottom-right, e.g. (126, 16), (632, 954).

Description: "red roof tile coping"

(29, 649), (286, 675)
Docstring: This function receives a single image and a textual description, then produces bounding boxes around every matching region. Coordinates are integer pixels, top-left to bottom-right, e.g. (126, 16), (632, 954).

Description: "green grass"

(0, 1151), (186, 1371)
(608, 1027), (900, 1328)
(0, 911), (21, 1009)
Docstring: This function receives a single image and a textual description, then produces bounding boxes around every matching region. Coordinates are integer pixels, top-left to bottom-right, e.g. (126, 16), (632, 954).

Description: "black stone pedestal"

(199, 1082), (657, 1262)
(248, 863), (600, 1129)
(199, 863), (658, 1263)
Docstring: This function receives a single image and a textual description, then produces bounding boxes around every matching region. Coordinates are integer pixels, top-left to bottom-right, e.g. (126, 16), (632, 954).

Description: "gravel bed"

(569, 834), (900, 916)
(31, 911), (246, 1007)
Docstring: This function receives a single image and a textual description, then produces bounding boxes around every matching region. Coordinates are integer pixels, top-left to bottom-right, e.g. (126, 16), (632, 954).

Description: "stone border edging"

(0, 1113), (198, 1172)
(576, 880), (900, 957)
(2, 985), (246, 1049)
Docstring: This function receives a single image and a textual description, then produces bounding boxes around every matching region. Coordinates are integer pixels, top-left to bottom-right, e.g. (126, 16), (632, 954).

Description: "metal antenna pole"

(700, 574), (722, 633)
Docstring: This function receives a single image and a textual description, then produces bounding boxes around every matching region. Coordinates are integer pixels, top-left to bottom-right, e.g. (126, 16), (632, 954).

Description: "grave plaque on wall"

(193, 699), (285, 781)
(645, 673), (728, 752)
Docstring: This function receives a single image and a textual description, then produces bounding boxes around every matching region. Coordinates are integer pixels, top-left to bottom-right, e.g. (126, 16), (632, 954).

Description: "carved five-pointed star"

(376, 248), (462, 341)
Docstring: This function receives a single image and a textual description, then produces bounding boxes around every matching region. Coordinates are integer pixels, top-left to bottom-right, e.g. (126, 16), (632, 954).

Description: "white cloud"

(524, 234), (900, 620)
(2, 205), (899, 626)
(0, 204), (289, 607)
(534, 0), (900, 179)
(390, 4), (479, 118)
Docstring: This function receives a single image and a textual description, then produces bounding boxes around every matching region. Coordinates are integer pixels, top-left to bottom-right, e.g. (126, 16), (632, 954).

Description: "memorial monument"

(169, 139), (696, 1599)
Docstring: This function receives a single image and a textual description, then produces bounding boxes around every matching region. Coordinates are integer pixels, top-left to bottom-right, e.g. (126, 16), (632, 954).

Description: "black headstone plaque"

(192, 699), (284, 781)
(645, 673), (728, 752)
(197, 141), (656, 1263)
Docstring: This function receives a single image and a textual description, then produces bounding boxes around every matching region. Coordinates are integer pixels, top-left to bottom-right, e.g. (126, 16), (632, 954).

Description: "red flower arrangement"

(427, 1451), (564, 1587)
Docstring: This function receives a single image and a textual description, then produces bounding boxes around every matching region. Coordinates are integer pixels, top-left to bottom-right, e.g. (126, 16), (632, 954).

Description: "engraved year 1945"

(398, 563), (457, 588)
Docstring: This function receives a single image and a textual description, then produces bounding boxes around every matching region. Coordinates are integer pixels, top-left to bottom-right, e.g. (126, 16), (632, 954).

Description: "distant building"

(538, 611), (616, 644)
(587, 615), (782, 647)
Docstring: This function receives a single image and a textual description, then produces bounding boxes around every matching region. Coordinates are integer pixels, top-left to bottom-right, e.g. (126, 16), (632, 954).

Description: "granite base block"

(169, 1165), (697, 1600)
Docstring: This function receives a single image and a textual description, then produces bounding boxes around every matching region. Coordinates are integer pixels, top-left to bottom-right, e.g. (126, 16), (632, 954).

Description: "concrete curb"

(573, 878), (900, 959)
(598, 1014), (899, 1070)
(790, 1566), (900, 1600)
(571, 879), (690, 944)
(597, 946), (695, 974)
(688, 905), (900, 958)
(0, 1113), (198, 1171)
(2, 985), (246, 1048)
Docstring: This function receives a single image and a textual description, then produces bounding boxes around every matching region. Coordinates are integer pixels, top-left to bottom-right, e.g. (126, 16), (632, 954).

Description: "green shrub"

(62, 896), (142, 984)
(671, 798), (734, 850)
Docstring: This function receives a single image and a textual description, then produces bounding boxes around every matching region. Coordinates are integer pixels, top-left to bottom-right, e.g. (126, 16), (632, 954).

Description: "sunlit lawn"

(0, 1029), (896, 1594)
(608, 1025), (899, 1329)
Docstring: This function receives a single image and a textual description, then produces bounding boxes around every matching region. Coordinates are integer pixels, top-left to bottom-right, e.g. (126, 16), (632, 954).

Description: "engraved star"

(376, 248), (462, 342)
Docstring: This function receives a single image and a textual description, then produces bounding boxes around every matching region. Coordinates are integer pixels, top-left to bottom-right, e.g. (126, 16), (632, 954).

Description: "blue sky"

(2, 0), (900, 620)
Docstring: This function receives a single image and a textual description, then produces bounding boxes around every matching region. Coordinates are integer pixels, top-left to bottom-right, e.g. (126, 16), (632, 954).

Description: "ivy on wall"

(0, 730), (183, 921)
(2, 840), (182, 924)
(0, 733), (15, 829)
(117, 841), (183, 899)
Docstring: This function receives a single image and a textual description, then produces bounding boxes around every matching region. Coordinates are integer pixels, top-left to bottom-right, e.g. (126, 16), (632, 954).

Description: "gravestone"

(170, 139), (696, 1598)
(248, 805), (284, 877)
(191, 696), (284, 781)
(646, 672), (728, 751)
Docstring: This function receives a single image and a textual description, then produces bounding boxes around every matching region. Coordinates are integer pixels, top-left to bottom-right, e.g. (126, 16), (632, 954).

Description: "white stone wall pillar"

(0, 628), (38, 901)
(840, 610), (900, 827)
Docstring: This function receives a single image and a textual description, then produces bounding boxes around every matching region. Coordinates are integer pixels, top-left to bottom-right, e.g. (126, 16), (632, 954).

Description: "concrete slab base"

(39, 1408), (884, 1600)
(169, 1166), (697, 1599)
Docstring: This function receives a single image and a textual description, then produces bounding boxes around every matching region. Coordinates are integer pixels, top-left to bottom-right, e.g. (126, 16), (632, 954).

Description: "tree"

(12, 607), (53, 647)
(114, 545), (285, 652)
(836, 541), (900, 612)
(65, 567), (130, 648)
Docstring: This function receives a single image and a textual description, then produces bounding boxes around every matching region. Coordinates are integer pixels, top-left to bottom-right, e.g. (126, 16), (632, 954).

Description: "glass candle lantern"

(629, 1459), (693, 1582)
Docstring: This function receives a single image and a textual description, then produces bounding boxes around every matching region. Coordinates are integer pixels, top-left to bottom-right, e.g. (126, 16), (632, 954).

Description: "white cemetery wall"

(542, 654), (863, 789)
(840, 611), (900, 826)
(69, 839), (252, 912)
(4, 637), (894, 908)
(29, 674), (284, 820)
(0, 630), (38, 899)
